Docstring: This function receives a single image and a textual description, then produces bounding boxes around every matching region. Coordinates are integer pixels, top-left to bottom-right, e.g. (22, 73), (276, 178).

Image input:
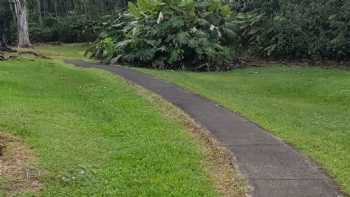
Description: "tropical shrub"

(233, 0), (350, 60)
(89, 0), (350, 68)
(88, 0), (240, 71)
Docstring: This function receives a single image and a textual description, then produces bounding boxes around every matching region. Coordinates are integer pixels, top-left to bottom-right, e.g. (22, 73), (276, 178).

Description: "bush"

(88, 0), (240, 71)
(89, 0), (350, 68)
(233, 0), (350, 60)
(30, 15), (101, 43)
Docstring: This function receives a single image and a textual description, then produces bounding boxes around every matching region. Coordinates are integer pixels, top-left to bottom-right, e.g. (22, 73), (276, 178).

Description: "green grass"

(35, 43), (89, 60)
(0, 59), (219, 196)
(140, 65), (350, 194)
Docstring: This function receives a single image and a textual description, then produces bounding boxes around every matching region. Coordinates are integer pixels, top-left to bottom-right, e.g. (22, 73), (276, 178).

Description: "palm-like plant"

(89, 0), (241, 71)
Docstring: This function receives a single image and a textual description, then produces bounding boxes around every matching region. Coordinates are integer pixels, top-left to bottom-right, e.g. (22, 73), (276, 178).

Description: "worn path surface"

(65, 60), (342, 197)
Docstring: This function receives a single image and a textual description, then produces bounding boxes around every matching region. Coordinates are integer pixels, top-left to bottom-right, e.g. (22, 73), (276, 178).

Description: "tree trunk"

(12, 0), (31, 48)
(54, 0), (58, 17)
(0, 21), (9, 51)
(0, 34), (8, 51)
(36, 0), (43, 26)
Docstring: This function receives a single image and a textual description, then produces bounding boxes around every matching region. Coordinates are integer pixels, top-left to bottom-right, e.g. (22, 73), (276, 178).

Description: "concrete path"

(65, 60), (343, 197)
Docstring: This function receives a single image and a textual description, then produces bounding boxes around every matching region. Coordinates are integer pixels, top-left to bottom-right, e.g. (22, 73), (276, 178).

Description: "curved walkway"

(65, 60), (343, 197)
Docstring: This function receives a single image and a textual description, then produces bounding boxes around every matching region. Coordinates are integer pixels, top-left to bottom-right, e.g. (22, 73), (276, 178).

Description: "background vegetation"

(26, 0), (128, 43)
(87, 0), (350, 69)
(2, 0), (349, 68)
(234, 0), (350, 60)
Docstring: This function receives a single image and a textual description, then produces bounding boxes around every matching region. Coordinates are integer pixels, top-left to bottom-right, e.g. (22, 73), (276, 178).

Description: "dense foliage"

(89, 0), (350, 70)
(29, 15), (102, 43)
(25, 0), (128, 43)
(2, 0), (350, 67)
(233, 0), (350, 60)
(88, 0), (240, 70)
(2, 0), (129, 44)
(0, 0), (12, 49)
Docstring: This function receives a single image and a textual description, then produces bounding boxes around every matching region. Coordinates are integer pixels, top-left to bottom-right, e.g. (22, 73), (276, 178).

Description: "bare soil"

(0, 48), (49, 61)
(0, 133), (41, 196)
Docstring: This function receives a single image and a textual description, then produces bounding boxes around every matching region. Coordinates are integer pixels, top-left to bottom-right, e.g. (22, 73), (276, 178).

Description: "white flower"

(218, 31), (222, 38)
(210, 24), (215, 31)
(157, 12), (164, 24)
(191, 27), (198, 33)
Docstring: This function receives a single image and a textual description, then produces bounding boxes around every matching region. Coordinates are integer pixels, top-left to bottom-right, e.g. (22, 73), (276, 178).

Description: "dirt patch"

(0, 48), (50, 61)
(0, 133), (41, 196)
(182, 118), (248, 197)
(131, 82), (248, 197)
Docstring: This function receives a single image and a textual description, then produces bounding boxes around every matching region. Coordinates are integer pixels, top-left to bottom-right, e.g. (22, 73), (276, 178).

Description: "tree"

(0, 0), (9, 51)
(0, 0), (12, 51)
(0, 20), (8, 51)
(12, 0), (32, 48)
(89, 0), (239, 71)
(35, 0), (43, 26)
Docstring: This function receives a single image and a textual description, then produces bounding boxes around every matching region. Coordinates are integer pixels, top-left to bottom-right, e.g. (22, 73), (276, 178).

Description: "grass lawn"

(0, 59), (221, 196)
(140, 65), (350, 194)
(34, 43), (89, 60)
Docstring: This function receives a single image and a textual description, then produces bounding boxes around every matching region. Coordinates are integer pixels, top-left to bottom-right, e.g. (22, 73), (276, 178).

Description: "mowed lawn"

(0, 59), (219, 196)
(141, 65), (350, 194)
(35, 43), (89, 60)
